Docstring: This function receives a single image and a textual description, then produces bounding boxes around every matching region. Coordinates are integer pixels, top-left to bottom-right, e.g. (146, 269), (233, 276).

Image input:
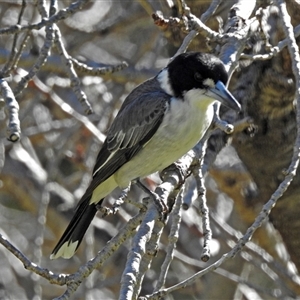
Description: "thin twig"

(200, 0), (222, 24)
(36, 0), (48, 17)
(210, 212), (299, 293)
(188, 13), (223, 41)
(241, 23), (300, 61)
(171, 248), (289, 298)
(34, 184), (51, 298)
(31, 76), (106, 143)
(173, 0), (223, 57)
(72, 57), (129, 76)
(53, 25), (93, 115)
(0, 0), (27, 77)
(10, 31), (31, 71)
(0, 233), (68, 285)
(0, 0), (90, 35)
(14, 20), (54, 96)
(173, 30), (198, 58)
(54, 211), (145, 299)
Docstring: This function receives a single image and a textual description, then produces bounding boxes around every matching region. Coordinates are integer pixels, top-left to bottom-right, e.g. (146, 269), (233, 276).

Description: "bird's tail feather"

(50, 199), (101, 259)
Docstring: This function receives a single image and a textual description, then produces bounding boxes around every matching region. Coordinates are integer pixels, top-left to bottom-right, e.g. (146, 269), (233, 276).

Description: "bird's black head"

(167, 52), (228, 98)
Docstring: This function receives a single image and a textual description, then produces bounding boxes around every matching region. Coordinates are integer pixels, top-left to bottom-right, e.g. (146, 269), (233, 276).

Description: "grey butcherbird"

(51, 52), (241, 259)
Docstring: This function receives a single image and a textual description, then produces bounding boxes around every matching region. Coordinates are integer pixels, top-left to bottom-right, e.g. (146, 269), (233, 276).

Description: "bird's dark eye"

(194, 72), (202, 82)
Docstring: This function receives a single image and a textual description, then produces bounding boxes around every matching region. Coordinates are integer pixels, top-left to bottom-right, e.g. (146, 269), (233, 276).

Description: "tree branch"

(0, 0), (90, 35)
(0, 79), (21, 141)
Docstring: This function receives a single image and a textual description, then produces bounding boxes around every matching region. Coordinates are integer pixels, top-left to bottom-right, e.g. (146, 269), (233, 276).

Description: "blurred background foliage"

(1, 0), (300, 299)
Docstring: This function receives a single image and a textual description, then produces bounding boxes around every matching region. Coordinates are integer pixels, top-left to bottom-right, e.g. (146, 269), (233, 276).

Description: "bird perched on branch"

(51, 52), (241, 259)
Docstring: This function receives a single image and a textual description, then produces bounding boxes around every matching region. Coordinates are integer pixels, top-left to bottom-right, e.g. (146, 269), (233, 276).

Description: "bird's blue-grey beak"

(206, 80), (241, 112)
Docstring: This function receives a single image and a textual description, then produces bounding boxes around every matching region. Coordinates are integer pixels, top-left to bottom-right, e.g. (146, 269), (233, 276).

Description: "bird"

(50, 52), (241, 259)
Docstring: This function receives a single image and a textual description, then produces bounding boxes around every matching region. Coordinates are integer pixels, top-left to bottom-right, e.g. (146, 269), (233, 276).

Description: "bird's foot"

(96, 205), (112, 217)
(112, 185), (131, 214)
(136, 179), (168, 216)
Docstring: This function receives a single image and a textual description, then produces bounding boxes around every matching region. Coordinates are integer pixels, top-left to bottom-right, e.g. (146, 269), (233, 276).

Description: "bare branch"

(0, 0), (27, 77)
(72, 58), (129, 76)
(188, 14), (223, 41)
(154, 190), (183, 291)
(200, 0), (222, 24)
(31, 76), (106, 143)
(241, 23), (300, 61)
(0, 79), (21, 141)
(119, 204), (157, 300)
(0, 233), (67, 285)
(53, 25), (93, 115)
(218, 3), (255, 74)
(56, 211), (145, 300)
(0, 0), (90, 35)
(132, 208), (164, 299)
(14, 23), (54, 96)
(193, 161), (212, 262)
(213, 114), (235, 134)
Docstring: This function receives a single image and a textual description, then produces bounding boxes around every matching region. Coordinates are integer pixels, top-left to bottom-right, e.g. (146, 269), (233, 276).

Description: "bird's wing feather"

(106, 90), (168, 151)
(79, 82), (170, 203)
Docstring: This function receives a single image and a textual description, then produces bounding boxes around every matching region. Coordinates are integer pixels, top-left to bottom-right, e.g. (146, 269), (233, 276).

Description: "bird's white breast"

(114, 89), (216, 187)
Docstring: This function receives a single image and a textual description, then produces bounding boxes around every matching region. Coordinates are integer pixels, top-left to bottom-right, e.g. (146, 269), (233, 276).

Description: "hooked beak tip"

(211, 81), (241, 112)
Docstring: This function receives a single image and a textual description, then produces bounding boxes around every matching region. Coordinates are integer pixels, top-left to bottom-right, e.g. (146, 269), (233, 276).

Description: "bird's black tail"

(50, 199), (101, 259)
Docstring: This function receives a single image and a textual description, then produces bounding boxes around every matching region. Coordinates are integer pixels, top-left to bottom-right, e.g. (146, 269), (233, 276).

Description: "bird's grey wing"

(106, 90), (169, 151)
(80, 90), (170, 202)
